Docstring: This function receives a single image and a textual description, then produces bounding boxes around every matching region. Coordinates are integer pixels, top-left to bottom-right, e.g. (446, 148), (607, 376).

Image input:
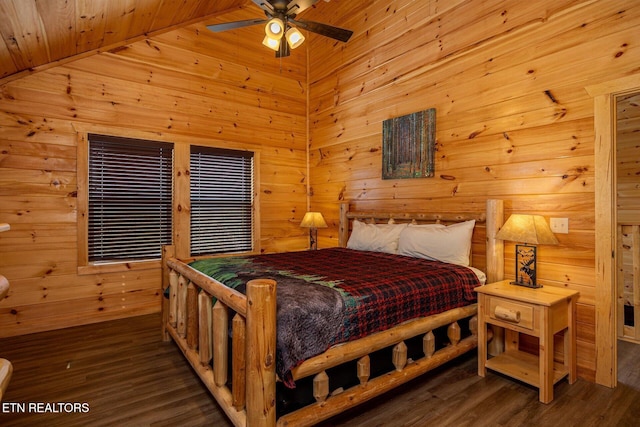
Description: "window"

(88, 134), (173, 262)
(190, 146), (254, 255)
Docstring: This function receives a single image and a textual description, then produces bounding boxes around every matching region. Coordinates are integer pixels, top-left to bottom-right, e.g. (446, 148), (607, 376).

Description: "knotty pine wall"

(306, 0), (640, 381)
(0, 9), (309, 337)
(1, 0), (639, 384)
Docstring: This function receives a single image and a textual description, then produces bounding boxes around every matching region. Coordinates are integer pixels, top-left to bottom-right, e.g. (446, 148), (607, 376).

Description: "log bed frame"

(161, 199), (504, 427)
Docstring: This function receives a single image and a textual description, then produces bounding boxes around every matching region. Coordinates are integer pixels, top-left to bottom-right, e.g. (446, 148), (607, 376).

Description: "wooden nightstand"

(476, 280), (579, 403)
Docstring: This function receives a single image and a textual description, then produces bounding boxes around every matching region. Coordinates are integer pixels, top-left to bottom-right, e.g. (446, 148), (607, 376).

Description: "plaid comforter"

(189, 247), (481, 387)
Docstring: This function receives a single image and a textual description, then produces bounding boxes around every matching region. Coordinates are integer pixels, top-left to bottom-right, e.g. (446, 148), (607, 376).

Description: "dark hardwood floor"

(1, 314), (638, 426)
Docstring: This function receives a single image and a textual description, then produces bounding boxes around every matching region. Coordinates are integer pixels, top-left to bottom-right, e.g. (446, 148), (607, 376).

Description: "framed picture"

(382, 108), (436, 179)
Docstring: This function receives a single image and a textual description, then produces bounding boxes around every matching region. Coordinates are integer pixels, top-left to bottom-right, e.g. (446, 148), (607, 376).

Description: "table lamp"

(496, 214), (558, 288)
(300, 212), (327, 250)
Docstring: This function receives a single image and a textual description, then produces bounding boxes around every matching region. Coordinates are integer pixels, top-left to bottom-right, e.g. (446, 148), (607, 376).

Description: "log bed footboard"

(162, 250), (275, 427)
(161, 199), (504, 427)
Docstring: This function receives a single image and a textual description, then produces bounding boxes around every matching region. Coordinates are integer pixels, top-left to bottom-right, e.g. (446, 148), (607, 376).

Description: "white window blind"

(190, 146), (254, 256)
(88, 134), (173, 262)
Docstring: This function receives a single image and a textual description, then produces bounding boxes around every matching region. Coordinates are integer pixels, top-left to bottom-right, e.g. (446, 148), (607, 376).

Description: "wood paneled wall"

(306, 0), (640, 381)
(0, 9), (308, 337)
(1, 0), (639, 384)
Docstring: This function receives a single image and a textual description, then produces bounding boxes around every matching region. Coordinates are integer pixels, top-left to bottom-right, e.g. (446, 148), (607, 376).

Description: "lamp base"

(308, 228), (318, 250)
(510, 280), (543, 289)
(513, 243), (539, 288)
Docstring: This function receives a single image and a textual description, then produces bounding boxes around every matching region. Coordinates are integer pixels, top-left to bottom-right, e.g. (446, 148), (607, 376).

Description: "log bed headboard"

(338, 199), (504, 284)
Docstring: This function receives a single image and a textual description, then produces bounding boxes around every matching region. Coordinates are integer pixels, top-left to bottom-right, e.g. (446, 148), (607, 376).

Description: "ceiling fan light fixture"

(286, 27), (305, 49)
(262, 35), (281, 51)
(265, 18), (284, 40)
(207, 1), (353, 58)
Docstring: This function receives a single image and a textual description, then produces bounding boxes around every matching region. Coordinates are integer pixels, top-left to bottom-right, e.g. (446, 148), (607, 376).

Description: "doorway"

(616, 91), (640, 343)
(615, 90), (640, 387)
(589, 73), (640, 388)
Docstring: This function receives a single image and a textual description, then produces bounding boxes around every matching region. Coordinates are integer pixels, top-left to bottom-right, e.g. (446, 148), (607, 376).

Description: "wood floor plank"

(0, 314), (639, 426)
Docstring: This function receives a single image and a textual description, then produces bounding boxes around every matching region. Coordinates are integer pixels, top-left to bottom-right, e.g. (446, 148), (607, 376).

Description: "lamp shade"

(265, 18), (285, 40)
(262, 35), (280, 51)
(496, 214), (559, 245)
(300, 212), (328, 229)
(286, 27), (305, 49)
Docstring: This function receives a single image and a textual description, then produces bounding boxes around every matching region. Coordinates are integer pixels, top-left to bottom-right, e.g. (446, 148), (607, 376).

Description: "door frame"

(587, 73), (640, 388)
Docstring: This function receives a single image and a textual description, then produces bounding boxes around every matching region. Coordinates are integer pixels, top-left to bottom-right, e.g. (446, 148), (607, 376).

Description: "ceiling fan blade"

(252, 0), (275, 14)
(289, 18), (353, 42)
(206, 19), (268, 33)
(286, 0), (319, 15)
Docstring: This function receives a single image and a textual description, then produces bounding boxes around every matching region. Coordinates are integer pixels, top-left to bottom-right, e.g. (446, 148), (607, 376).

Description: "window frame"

(189, 145), (255, 256)
(77, 130), (261, 274)
(77, 132), (174, 274)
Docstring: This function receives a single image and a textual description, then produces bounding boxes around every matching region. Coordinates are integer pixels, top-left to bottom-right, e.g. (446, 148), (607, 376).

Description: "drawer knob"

(494, 305), (521, 323)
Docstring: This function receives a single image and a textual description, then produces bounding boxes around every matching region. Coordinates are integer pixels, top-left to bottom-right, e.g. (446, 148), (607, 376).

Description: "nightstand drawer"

(488, 296), (534, 330)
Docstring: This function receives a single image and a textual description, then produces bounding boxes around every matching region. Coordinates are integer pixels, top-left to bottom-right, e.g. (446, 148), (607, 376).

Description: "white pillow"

(397, 220), (476, 266)
(347, 220), (408, 254)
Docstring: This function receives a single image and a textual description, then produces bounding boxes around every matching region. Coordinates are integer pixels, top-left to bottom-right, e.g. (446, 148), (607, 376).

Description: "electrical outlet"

(550, 217), (569, 234)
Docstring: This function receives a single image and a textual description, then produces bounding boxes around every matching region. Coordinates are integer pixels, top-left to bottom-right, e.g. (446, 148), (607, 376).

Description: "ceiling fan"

(206, 0), (353, 58)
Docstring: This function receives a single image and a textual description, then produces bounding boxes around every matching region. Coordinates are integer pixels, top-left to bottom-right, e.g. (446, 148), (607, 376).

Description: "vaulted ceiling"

(0, 0), (253, 83)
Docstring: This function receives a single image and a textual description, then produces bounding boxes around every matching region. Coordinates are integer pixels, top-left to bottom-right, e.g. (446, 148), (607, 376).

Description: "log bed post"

(485, 199), (504, 283)
(198, 292), (212, 364)
(213, 301), (229, 387)
(177, 275), (189, 338)
(232, 314), (247, 411)
(485, 199), (505, 356)
(339, 202), (349, 248)
(161, 245), (175, 342)
(245, 279), (277, 427)
(357, 355), (370, 385)
(187, 283), (198, 349)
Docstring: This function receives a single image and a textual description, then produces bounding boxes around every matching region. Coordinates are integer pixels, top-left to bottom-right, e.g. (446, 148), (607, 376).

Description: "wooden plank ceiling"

(0, 0), (251, 83)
